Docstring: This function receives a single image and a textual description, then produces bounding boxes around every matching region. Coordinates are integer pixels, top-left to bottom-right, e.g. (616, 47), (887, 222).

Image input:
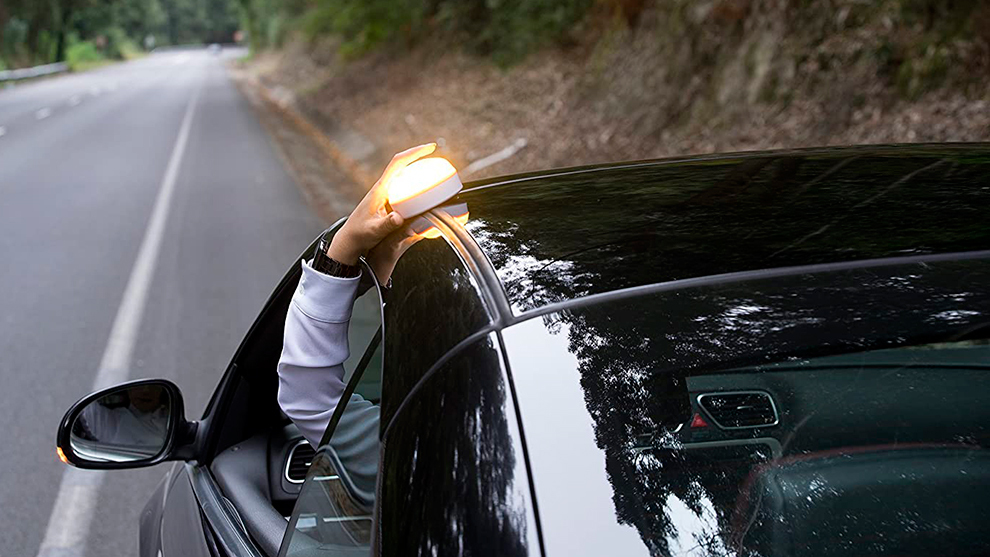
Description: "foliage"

(235, 0), (285, 54)
(66, 40), (104, 71)
(239, 0), (591, 64)
(0, 0), (240, 69)
(437, 0), (592, 65)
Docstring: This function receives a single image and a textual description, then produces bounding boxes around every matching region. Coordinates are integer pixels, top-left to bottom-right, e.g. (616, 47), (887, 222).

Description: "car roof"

(453, 144), (990, 316)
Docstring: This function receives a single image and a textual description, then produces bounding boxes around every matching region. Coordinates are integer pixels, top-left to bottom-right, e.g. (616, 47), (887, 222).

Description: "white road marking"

(68, 95), (82, 106)
(0, 126), (6, 137)
(35, 78), (203, 557)
(35, 107), (52, 120)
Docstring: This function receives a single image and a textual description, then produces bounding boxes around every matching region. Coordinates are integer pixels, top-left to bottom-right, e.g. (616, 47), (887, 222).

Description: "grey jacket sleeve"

(277, 259), (361, 447)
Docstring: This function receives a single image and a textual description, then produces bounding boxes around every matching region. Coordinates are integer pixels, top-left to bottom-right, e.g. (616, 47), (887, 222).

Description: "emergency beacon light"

(387, 157), (463, 219)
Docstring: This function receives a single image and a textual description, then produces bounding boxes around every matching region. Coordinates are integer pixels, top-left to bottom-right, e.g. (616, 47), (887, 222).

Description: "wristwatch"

(313, 235), (360, 278)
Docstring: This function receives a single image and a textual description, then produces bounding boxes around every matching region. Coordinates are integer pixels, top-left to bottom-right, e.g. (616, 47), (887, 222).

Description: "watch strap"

(314, 237), (360, 278)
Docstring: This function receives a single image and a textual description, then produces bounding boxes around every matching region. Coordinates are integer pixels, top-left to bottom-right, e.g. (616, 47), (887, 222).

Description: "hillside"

(243, 0), (990, 179)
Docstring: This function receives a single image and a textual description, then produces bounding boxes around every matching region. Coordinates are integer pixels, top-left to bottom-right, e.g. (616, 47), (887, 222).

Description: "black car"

(57, 144), (990, 557)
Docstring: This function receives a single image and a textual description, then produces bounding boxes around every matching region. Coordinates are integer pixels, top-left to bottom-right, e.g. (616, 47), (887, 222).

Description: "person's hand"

(366, 226), (424, 284)
(326, 143), (436, 265)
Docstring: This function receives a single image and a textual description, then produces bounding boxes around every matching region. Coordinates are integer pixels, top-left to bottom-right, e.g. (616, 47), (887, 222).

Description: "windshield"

(503, 257), (990, 557)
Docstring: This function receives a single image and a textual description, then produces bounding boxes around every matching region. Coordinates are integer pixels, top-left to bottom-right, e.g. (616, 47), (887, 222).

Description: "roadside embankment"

(234, 0), (990, 197)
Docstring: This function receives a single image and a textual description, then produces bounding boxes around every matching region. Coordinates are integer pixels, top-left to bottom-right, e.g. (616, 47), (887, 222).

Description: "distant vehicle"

(208, 43), (222, 55)
(56, 144), (990, 556)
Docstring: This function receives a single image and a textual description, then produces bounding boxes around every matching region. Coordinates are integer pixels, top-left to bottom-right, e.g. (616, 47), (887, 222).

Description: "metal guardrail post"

(0, 62), (69, 82)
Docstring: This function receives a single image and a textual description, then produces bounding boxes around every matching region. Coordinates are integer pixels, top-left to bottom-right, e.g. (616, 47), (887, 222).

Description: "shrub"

(104, 27), (142, 60)
(297, 0), (593, 64)
(66, 41), (104, 71)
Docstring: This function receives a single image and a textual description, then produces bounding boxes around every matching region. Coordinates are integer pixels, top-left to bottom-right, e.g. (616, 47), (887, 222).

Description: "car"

(57, 143), (990, 557)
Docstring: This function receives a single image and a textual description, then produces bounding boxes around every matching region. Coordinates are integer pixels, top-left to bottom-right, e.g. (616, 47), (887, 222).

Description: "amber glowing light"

(413, 203), (470, 239)
(57, 446), (69, 464)
(387, 157), (463, 218)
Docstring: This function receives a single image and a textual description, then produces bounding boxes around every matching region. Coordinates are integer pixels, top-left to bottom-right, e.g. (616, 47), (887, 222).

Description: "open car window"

(279, 264), (384, 557)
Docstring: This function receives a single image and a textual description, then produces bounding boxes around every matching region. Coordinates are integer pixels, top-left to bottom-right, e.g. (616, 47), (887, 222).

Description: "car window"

(341, 279), (383, 402)
(502, 257), (990, 556)
(279, 264), (384, 557)
(379, 334), (541, 556)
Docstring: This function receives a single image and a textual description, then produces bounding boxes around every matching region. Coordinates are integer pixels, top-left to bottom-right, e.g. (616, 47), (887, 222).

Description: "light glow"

(57, 446), (68, 464)
(416, 203), (470, 239)
(420, 227), (443, 240)
(387, 157), (457, 204)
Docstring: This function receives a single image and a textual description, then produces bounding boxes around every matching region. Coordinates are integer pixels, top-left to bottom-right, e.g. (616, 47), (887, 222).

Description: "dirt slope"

(249, 0), (990, 179)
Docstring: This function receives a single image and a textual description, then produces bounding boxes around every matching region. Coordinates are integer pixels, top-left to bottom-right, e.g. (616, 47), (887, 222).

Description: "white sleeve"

(277, 259), (362, 447)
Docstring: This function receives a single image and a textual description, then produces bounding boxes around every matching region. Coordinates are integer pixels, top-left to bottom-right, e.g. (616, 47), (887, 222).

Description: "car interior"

(632, 342), (990, 556)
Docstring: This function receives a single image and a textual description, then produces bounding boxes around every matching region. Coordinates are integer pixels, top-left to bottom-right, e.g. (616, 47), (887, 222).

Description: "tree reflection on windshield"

(507, 259), (990, 556)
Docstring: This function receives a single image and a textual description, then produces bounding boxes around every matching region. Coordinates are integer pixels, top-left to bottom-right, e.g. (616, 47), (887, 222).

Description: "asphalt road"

(0, 49), (326, 556)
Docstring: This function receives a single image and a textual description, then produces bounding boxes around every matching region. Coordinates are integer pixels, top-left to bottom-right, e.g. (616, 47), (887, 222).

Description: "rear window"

(503, 257), (990, 556)
(458, 147), (990, 314)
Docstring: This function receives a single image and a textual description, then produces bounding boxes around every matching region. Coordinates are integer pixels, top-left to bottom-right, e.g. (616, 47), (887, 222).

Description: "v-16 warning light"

(387, 157), (463, 219)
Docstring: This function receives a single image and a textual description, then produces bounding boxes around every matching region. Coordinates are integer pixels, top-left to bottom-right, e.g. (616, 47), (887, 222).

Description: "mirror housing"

(57, 378), (196, 469)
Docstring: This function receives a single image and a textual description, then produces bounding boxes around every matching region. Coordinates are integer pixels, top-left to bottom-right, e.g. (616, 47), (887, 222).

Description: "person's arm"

(277, 260), (362, 447)
(277, 144), (435, 447)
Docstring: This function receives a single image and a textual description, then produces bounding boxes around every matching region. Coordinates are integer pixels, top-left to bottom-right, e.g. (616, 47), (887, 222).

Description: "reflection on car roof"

(456, 144), (990, 314)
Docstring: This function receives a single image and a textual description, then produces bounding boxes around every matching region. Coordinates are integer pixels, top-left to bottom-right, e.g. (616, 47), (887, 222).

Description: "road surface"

(0, 49), (326, 556)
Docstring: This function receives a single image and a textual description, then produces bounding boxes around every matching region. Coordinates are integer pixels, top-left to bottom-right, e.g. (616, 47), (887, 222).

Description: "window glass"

(279, 268), (384, 557)
(503, 257), (990, 557)
(342, 281), (383, 402)
(381, 233), (492, 428)
(379, 334), (540, 556)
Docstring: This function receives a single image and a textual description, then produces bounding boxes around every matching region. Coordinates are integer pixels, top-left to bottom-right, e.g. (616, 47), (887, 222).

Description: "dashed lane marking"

(35, 107), (52, 120)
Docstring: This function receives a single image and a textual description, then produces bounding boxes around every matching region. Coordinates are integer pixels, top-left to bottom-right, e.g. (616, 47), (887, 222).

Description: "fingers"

(371, 143), (437, 201)
(367, 224), (421, 284)
(388, 143), (437, 174)
(372, 211), (405, 240)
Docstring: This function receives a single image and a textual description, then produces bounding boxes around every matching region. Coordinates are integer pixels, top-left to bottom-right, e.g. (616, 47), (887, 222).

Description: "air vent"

(698, 391), (778, 429)
(285, 440), (316, 484)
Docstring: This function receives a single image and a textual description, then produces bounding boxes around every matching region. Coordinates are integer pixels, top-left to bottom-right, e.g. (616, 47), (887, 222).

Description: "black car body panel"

(139, 463), (178, 557)
(381, 228), (495, 428)
(160, 467), (212, 557)
(379, 334), (542, 556)
(457, 144), (990, 314)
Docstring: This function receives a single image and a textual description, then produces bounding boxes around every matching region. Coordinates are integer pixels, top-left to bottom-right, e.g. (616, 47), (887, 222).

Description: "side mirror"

(56, 379), (193, 469)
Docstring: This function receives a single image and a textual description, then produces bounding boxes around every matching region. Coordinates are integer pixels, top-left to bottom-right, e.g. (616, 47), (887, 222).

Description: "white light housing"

(387, 157), (463, 219)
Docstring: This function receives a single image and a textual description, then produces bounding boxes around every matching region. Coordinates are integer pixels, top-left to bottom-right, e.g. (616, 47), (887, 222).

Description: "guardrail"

(0, 62), (69, 82)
